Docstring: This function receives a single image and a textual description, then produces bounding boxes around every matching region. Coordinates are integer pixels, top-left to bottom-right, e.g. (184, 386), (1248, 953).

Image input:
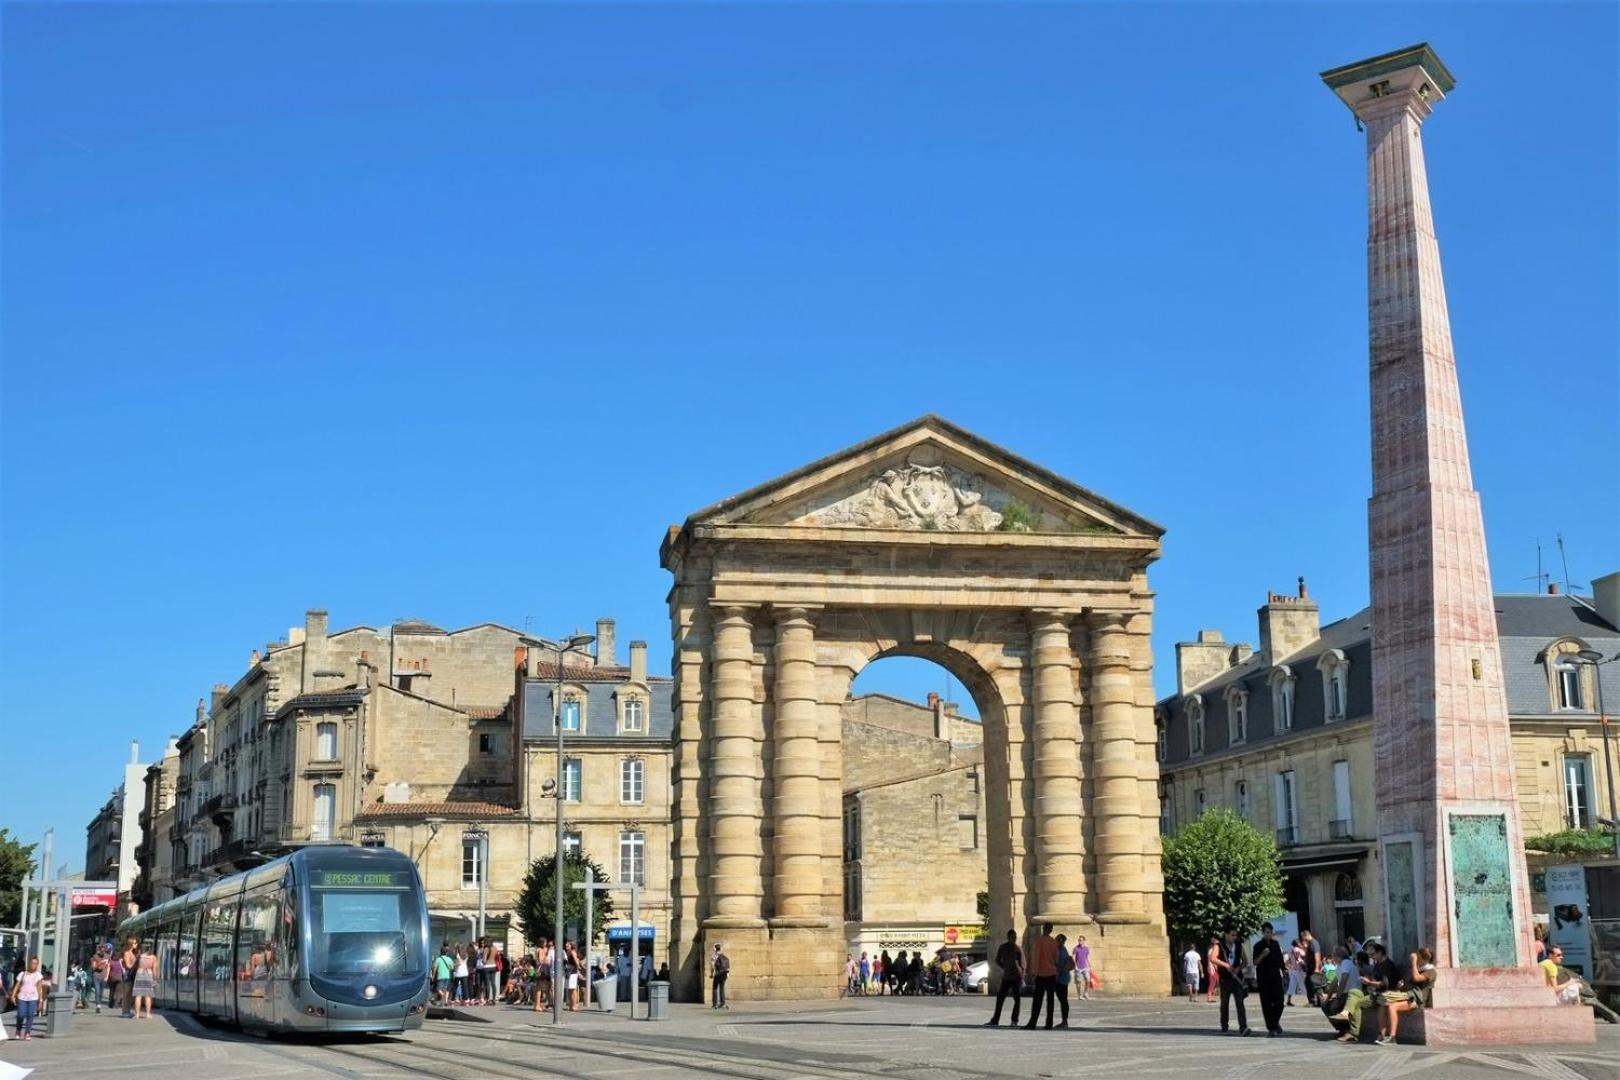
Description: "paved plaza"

(1, 997), (1614, 1080)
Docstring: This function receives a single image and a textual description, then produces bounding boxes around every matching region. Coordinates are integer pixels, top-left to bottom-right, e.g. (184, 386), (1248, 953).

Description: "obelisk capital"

(1321, 43), (1455, 124)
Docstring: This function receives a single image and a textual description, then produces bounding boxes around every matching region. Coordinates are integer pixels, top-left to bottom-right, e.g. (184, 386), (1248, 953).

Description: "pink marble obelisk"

(1322, 45), (1593, 1045)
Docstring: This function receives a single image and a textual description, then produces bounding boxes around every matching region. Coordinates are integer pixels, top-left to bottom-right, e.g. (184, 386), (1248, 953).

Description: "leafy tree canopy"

(515, 851), (616, 947)
(1526, 828), (1616, 858)
(0, 829), (39, 929)
(1161, 808), (1285, 949)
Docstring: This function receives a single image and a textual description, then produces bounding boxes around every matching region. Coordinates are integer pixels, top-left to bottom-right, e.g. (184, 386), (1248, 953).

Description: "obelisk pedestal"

(1321, 44), (1593, 1045)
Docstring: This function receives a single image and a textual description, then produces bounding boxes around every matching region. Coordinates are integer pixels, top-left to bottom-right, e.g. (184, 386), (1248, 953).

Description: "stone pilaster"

(1030, 612), (1087, 923)
(707, 605), (765, 925)
(770, 606), (824, 923)
(1088, 611), (1145, 919)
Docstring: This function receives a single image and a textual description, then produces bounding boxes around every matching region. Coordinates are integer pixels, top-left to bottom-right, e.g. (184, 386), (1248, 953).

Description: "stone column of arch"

(1088, 611), (1145, 918)
(771, 606), (824, 922)
(1030, 612), (1087, 923)
(707, 605), (766, 924)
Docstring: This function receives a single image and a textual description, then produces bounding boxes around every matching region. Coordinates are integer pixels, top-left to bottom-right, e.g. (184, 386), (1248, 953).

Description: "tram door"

(234, 885), (280, 1027)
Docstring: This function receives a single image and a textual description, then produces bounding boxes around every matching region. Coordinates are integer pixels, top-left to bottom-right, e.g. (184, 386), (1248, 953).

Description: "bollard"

(648, 980), (669, 1021)
(43, 992), (75, 1037)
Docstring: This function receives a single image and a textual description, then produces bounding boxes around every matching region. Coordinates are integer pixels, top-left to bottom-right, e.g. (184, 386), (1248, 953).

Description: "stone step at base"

(1404, 1003), (1595, 1046)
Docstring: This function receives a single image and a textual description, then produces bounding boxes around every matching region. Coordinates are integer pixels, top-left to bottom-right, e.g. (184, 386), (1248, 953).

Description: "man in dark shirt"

(1213, 929), (1251, 1035)
(1252, 923), (1286, 1035)
(985, 930), (1025, 1026)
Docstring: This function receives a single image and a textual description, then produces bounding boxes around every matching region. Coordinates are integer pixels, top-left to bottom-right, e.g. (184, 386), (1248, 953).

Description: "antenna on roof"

(1522, 538), (1549, 594)
(1556, 533), (1586, 595)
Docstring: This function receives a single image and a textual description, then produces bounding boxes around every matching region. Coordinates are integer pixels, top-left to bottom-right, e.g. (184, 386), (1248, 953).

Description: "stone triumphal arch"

(660, 416), (1170, 1000)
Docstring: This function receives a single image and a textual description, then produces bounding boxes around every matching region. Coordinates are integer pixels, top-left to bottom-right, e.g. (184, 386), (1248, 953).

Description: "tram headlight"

(364, 985), (378, 1000)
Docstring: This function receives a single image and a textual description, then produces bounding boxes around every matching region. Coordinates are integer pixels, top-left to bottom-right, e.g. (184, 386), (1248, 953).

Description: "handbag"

(1088, 969), (1101, 990)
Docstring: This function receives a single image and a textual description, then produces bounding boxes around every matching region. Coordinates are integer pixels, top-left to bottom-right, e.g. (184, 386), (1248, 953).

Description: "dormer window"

(1555, 657), (1584, 711)
(1545, 640), (1592, 712)
(1271, 667), (1296, 732)
(621, 695), (646, 733)
(1317, 650), (1350, 722)
(1226, 686), (1248, 745)
(560, 692), (584, 731)
(1187, 696), (1205, 756)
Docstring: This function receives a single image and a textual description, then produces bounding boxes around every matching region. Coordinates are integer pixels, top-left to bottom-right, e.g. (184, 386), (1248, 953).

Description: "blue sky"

(3, 3), (1615, 867)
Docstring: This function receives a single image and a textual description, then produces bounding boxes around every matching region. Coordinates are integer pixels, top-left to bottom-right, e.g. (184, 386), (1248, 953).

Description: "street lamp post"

(550, 632), (594, 1026)
(1574, 649), (1619, 858)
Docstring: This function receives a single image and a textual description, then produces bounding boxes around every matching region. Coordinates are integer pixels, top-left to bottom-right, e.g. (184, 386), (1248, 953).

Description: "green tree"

(1161, 809), (1285, 948)
(515, 851), (616, 946)
(0, 829), (38, 929)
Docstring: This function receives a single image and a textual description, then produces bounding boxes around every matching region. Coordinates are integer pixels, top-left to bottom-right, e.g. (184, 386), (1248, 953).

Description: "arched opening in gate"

(841, 650), (999, 986)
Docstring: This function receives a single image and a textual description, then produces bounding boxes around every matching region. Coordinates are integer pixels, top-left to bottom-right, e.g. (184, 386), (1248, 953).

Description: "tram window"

(310, 883), (424, 977)
(274, 885), (299, 979)
(204, 899), (237, 982)
(178, 908), (199, 985)
(236, 888), (279, 985)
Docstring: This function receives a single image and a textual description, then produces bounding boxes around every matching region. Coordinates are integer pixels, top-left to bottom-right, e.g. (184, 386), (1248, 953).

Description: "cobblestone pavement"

(1, 996), (1615, 1079)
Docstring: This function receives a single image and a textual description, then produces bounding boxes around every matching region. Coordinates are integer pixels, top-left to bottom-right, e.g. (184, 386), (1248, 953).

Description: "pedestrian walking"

(132, 945), (158, 1019)
(1053, 933), (1075, 1028)
(1024, 923), (1060, 1030)
(1253, 922), (1285, 1036)
(858, 952), (871, 995)
(1299, 930), (1322, 1005)
(91, 947), (109, 1014)
(1182, 942), (1203, 1002)
(710, 943), (730, 1009)
(1284, 939), (1305, 1006)
(120, 938), (138, 1017)
(876, 951), (889, 996)
(1072, 935), (1092, 1001)
(1204, 935), (1220, 1003)
(9, 957), (45, 1040)
(984, 929), (1025, 1027)
(1213, 929), (1251, 1036)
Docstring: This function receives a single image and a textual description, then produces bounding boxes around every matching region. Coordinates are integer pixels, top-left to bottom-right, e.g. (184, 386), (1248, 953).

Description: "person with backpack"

(709, 942), (730, 1009)
(985, 929), (1026, 1027)
(107, 944), (126, 1015)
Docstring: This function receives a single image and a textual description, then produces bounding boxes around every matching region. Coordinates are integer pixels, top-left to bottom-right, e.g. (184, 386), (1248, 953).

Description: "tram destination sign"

(313, 870), (410, 889)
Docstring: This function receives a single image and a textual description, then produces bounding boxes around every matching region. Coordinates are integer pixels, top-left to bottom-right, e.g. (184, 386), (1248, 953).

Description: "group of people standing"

(844, 949), (969, 997)
(4, 938), (157, 1040)
(984, 925), (1093, 1030)
(1186, 927), (1436, 1044)
(428, 938), (507, 1007)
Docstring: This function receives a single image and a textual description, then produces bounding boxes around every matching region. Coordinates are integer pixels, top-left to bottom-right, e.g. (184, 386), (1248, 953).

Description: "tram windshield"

(308, 868), (424, 978)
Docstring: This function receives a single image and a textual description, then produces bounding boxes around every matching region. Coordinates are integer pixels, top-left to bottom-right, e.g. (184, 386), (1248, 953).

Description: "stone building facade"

(143, 609), (651, 950)
(132, 738), (180, 909)
(1158, 575), (1620, 950)
(842, 693), (989, 960)
(662, 417), (1171, 1001)
(84, 742), (153, 906)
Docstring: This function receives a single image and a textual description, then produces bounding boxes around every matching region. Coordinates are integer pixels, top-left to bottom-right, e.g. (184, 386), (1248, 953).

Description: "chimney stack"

(1592, 571), (1620, 630)
(130, 739), (140, 765)
(629, 640), (647, 684)
(1176, 629), (1247, 693)
(305, 609), (329, 643)
(1548, 582), (1560, 595)
(596, 618), (618, 667)
(210, 683), (230, 713)
(195, 697), (206, 724)
(930, 693), (948, 740)
(1258, 585), (1321, 665)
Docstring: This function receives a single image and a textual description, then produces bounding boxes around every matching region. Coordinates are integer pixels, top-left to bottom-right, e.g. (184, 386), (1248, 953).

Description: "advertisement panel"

(71, 888), (117, 909)
(1545, 863), (1593, 977)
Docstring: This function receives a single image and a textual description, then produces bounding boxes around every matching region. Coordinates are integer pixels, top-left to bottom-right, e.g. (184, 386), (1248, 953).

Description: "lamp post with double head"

(1574, 649), (1619, 858)
(551, 632), (594, 1025)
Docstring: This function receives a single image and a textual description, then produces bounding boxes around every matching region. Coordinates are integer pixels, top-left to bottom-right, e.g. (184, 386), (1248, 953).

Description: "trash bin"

(648, 980), (669, 1021)
(43, 993), (75, 1037)
(593, 977), (619, 1013)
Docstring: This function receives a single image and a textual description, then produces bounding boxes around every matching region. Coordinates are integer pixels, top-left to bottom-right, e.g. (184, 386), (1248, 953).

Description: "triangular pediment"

(683, 416), (1163, 538)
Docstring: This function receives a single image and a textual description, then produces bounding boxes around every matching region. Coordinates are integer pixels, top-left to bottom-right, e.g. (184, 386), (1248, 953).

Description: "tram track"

(418, 1017), (891, 1080)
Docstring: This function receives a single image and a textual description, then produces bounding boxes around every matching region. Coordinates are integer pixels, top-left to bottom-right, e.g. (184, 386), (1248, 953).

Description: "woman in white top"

(452, 946), (470, 1004)
(9, 957), (45, 1040)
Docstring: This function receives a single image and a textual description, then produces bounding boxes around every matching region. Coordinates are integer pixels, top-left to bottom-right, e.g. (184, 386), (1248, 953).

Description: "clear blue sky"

(3, 3), (1615, 866)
